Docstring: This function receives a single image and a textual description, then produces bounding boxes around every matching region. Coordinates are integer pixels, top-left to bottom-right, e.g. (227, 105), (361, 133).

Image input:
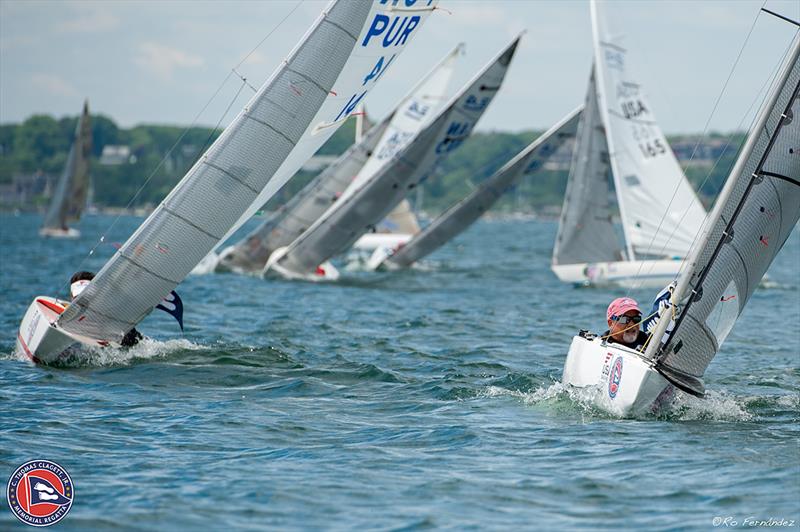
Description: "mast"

(590, 0), (637, 262)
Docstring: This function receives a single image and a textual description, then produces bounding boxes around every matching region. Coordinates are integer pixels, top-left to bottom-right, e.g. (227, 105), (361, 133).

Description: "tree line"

(0, 112), (743, 215)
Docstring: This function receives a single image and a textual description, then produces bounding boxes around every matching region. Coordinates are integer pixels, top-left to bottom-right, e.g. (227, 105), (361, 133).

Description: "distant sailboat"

(214, 43), (462, 275)
(264, 36), (521, 281)
(561, 30), (799, 416)
(40, 101), (92, 238)
(551, 0), (707, 289)
(373, 106), (582, 270)
(16, 0), (437, 364)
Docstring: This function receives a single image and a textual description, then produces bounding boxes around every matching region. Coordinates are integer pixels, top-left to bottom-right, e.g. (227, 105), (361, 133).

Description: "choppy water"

(1, 213), (798, 530)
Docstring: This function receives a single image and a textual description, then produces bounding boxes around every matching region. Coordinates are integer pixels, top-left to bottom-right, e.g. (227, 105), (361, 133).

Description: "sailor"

(603, 297), (648, 350)
(69, 271), (143, 348)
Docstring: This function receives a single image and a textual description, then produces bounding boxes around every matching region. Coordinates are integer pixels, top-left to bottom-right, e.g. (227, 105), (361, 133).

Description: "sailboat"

(551, 0), (708, 289)
(561, 30), (799, 417)
(264, 36), (521, 282)
(16, 0), (438, 364)
(213, 43), (462, 276)
(372, 107), (582, 270)
(39, 101), (92, 238)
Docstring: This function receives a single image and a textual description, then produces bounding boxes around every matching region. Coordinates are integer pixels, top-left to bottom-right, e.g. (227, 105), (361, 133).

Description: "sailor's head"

(607, 297), (642, 344)
(69, 271), (95, 299)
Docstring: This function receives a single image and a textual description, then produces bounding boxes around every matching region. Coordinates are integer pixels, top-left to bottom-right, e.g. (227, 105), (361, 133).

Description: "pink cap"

(607, 297), (641, 321)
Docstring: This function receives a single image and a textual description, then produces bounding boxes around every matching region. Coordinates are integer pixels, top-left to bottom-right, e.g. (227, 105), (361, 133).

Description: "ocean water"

(1, 213), (798, 530)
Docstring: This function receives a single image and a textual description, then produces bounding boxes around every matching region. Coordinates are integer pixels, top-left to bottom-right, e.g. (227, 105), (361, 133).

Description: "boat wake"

(480, 380), (756, 421)
(14, 337), (203, 368)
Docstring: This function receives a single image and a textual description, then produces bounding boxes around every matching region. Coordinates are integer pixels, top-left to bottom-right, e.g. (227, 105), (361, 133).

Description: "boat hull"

(562, 335), (673, 417)
(551, 259), (683, 289)
(263, 247), (340, 282)
(16, 297), (110, 365)
(39, 227), (80, 238)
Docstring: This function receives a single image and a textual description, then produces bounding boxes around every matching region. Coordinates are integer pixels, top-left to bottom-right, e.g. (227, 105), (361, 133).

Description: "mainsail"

(57, 0), (436, 343)
(591, 0), (706, 260)
(270, 36), (521, 277)
(646, 35), (800, 396)
(217, 113), (393, 273)
(42, 101), (92, 232)
(384, 107), (582, 269)
(552, 69), (622, 266)
(218, 42), (460, 273)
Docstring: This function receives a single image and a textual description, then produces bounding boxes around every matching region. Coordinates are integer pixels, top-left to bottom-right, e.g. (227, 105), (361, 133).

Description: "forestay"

(592, 0), (706, 260)
(43, 101), (92, 231)
(552, 69), (622, 266)
(58, 0), (436, 342)
(385, 107), (582, 269)
(272, 36), (521, 276)
(217, 114), (392, 273)
(646, 36), (800, 396)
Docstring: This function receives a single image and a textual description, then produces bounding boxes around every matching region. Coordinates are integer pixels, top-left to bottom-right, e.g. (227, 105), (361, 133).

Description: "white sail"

(385, 107), (582, 269)
(344, 42), (463, 198)
(591, 0), (706, 260)
(57, 0), (436, 343)
(42, 101), (92, 232)
(269, 36), (521, 277)
(645, 35), (800, 396)
(218, 113), (393, 273)
(376, 198), (421, 234)
(552, 69), (622, 266)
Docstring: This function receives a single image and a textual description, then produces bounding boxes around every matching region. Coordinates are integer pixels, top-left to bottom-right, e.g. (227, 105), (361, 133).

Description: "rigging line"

(56, 1), (305, 298)
(648, 32), (797, 285)
(658, 77), (800, 362)
(622, 2), (768, 296)
(233, 0), (305, 72)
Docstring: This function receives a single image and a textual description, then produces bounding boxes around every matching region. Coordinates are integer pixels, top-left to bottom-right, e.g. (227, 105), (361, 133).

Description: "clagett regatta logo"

(7, 460), (74, 527)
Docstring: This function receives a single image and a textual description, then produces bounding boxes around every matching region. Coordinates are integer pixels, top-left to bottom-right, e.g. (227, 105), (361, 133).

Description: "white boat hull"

(551, 259), (683, 289)
(263, 247), (340, 282)
(352, 232), (412, 252)
(562, 334), (673, 417)
(39, 227), (80, 238)
(16, 297), (113, 365)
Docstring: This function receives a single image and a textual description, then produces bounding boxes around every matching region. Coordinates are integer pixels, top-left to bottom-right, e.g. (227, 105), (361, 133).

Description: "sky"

(1, 0), (798, 135)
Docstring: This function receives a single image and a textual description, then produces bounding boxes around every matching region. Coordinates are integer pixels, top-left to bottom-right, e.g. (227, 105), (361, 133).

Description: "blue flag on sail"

(27, 476), (72, 506)
(156, 290), (184, 331)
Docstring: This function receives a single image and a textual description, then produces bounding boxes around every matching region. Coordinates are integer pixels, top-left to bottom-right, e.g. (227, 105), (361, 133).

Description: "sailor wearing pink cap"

(603, 297), (648, 350)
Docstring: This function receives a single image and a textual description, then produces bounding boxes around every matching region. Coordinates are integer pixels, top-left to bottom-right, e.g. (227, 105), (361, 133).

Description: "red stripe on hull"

(16, 332), (42, 365)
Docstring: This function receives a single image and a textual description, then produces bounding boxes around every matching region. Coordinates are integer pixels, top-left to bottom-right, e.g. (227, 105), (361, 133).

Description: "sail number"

(333, 7), (428, 124)
(638, 139), (668, 158)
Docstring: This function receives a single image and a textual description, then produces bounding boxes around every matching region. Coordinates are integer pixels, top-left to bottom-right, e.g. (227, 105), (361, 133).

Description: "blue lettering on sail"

(362, 13), (422, 48)
(404, 100), (429, 120)
(605, 49), (624, 70)
(363, 54), (396, 86)
(464, 95), (491, 112)
(435, 122), (471, 154)
(334, 91), (367, 123)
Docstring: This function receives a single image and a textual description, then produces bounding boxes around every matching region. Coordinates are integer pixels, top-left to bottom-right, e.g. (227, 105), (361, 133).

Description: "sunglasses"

(612, 314), (642, 324)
